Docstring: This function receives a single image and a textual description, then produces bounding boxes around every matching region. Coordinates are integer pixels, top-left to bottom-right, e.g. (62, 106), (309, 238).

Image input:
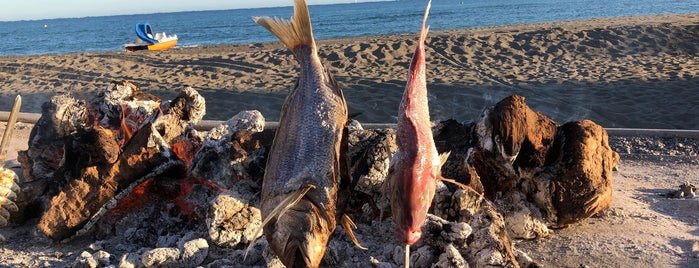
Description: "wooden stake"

(0, 95), (21, 164)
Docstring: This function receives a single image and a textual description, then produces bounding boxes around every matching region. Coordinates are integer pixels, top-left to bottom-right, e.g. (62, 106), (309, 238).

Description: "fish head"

(265, 196), (335, 268)
(387, 154), (438, 246)
(391, 179), (434, 246)
(395, 223), (423, 246)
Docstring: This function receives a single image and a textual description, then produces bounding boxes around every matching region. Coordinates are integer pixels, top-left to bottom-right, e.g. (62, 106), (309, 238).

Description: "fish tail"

(252, 0), (315, 57)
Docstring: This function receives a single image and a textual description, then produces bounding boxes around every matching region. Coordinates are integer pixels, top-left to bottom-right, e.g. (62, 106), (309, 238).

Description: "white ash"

(431, 180), (485, 223)
(119, 235), (209, 268)
(171, 86), (207, 125)
(47, 94), (91, 137)
(206, 183), (262, 248)
(203, 110), (265, 142)
(433, 243), (469, 268)
(466, 204), (517, 267)
(494, 190), (551, 239)
(72, 251), (99, 268)
(101, 81), (134, 104)
(190, 110), (266, 189)
(97, 81), (160, 129)
(152, 87), (206, 143)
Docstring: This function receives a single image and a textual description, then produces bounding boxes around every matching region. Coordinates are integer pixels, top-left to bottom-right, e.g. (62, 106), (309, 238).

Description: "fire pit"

(5, 82), (618, 267)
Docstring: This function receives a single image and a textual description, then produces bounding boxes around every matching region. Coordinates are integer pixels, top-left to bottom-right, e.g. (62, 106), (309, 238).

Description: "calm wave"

(1, 0), (698, 56)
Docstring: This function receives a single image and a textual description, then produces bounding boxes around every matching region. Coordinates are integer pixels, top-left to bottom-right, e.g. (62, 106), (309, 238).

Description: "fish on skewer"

(252, 0), (356, 266)
(383, 1), (446, 267)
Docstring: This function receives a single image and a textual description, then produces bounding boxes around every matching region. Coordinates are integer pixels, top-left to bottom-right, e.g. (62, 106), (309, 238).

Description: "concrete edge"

(3, 111), (699, 139)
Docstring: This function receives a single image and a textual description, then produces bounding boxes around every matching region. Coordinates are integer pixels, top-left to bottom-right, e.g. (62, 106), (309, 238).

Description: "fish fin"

(336, 124), (353, 215)
(252, 0), (315, 57)
(438, 176), (483, 197)
(244, 184), (316, 259)
(326, 68), (344, 100)
(341, 214), (367, 250)
(438, 151), (451, 167)
(417, 0), (432, 46)
(437, 151), (482, 196)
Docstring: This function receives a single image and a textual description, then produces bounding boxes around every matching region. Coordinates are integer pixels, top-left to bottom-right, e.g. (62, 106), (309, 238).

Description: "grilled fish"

(385, 0), (446, 263)
(253, 0), (349, 266)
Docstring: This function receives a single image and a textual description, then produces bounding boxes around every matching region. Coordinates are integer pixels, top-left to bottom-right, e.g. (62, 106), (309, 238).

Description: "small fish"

(384, 0), (445, 266)
(252, 0), (352, 266)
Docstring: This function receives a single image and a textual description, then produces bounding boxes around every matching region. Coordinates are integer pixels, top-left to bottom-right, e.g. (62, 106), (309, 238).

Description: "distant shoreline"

(2, 13), (697, 57)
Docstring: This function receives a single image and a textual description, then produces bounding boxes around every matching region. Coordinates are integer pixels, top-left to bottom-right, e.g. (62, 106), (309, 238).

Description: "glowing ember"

(174, 177), (225, 218)
(100, 177), (156, 226)
(171, 137), (201, 169)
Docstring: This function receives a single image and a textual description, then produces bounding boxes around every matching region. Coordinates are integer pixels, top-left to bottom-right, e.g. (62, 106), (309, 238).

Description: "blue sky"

(1, 0), (382, 21)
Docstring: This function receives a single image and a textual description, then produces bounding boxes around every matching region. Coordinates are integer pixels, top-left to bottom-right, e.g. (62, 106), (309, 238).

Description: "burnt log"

(154, 86), (206, 144)
(468, 95), (559, 199)
(17, 82), (205, 240)
(15, 94), (92, 223)
(466, 94), (619, 232)
(189, 111), (269, 189)
(540, 120), (619, 226)
(38, 123), (185, 241)
(433, 119), (483, 193)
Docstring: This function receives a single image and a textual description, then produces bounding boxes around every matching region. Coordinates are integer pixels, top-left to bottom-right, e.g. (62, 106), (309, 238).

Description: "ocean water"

(1, 0), (699, 56)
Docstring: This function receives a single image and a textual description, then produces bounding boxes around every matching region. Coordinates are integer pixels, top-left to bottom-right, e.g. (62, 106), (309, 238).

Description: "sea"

(1, 0), (699, 56)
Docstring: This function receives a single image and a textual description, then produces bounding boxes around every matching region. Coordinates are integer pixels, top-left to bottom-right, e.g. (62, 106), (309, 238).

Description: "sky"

(0, 0), (383, 21)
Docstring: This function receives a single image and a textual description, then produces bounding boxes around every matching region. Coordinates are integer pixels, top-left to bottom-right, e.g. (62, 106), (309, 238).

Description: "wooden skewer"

(405, 243), (410, 268)
(0, 95), (22, 165)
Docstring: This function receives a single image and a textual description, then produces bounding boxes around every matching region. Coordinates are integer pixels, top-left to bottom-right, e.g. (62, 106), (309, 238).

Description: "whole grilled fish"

(385, 0), (446, 262)
(253, 0), (349, 266)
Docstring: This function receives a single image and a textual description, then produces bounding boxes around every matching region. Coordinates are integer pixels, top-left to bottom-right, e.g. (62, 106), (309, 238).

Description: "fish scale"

(253, 0), (350, 267)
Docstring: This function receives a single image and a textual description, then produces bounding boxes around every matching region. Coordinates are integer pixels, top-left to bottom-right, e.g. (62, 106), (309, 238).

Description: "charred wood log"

(15, 94), (92, 223)
(541, 120), (619, 226)
(38, 122), (185, 241)
(466, 94), (619, 235)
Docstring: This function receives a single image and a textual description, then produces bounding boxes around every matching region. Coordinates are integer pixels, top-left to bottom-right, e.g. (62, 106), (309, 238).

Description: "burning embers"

(15, 81), (212, 241)
(9, 81), (618, 267)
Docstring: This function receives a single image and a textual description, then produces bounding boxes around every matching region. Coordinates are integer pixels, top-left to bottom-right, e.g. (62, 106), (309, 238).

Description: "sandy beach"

(0, 14), (698, 267)
(1, 14), (698, 129)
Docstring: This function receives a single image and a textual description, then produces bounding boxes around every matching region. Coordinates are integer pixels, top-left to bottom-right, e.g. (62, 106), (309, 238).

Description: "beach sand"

(1, 14), (698, 129)
(0, 14), (698, 267)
